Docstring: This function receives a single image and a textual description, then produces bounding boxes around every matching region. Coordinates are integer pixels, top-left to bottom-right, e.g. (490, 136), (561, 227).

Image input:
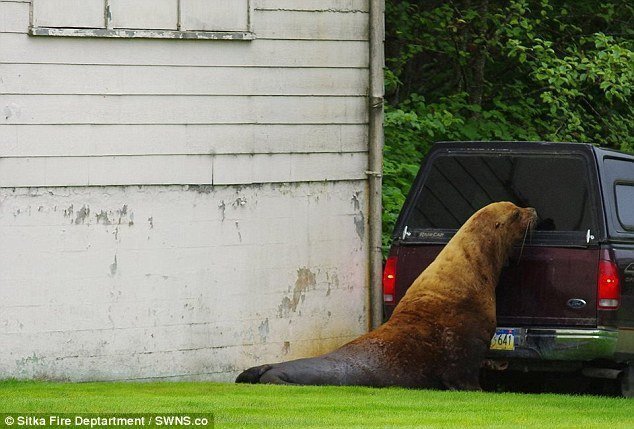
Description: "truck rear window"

(615, 184), (634, 230)
(404, 154), (596, 244)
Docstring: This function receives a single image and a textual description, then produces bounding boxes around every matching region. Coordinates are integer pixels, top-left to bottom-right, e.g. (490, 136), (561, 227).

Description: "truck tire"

(620, 365), (634, 398)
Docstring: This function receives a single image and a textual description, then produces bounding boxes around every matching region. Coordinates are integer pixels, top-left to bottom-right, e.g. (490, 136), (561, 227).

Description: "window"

(404, 154), (596, 244)
(603, 158), (634, 235)
(31, 0), (253, 39)
(111, 0), (178, 30)
(615, 184), (634, 231)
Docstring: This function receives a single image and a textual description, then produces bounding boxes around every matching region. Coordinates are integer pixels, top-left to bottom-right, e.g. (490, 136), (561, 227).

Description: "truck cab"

(383, 141), (634, 395)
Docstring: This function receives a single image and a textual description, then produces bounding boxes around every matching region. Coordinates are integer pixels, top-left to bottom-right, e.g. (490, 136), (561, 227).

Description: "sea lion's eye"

(511, 210), (521, 221)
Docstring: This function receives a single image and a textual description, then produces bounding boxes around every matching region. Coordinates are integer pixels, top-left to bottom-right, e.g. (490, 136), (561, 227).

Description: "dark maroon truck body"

(383, 142), (634, 393)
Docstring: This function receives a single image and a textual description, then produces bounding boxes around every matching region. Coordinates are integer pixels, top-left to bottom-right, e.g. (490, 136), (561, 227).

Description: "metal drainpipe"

(368, 0), (385, 330)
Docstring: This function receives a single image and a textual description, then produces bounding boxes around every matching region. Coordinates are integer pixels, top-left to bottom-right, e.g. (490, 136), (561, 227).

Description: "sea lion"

(236, 202), (537, 390)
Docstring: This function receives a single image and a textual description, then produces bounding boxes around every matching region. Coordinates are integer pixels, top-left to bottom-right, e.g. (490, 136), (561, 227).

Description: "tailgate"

(389, 245), (600, 328)
(497, 247), (599, 327)
(392, 245), (444, 306)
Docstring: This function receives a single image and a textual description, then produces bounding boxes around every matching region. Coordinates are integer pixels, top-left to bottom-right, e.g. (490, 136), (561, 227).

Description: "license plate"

(490, 328), (516, 351)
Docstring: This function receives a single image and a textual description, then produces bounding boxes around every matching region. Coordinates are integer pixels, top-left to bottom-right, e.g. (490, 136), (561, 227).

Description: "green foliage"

(383, 0), (634, 251)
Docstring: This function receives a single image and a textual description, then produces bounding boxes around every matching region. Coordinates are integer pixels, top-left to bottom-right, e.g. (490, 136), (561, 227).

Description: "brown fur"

(236, 202), (537, 389)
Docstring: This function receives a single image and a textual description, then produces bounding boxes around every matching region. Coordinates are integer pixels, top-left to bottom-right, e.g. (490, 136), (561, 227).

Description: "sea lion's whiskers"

(517, 224), (530, 265)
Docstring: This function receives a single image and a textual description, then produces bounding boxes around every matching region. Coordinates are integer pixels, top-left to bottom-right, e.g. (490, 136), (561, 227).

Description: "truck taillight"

(598, 259), (620, 309)
(383, 256), (397, 304)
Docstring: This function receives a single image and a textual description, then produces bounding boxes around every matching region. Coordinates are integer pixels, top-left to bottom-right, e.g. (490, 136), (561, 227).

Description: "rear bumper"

(486, 327), (618, 361)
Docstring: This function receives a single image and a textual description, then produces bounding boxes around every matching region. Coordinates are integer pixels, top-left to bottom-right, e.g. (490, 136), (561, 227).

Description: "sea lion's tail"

(235, 364), (273, 383)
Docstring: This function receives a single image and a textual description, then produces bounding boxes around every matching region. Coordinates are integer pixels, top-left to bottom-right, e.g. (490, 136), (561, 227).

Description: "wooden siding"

(1, 95), (367, 124)
(0, 34), (368, 66)
(0, 153), (368, 187)
(0, 0), (372, 382)
(0, 124), (368, 156)
(0, 0), (370, 187)
(0, 64), (368, 95)
(253, 0), (369, 12)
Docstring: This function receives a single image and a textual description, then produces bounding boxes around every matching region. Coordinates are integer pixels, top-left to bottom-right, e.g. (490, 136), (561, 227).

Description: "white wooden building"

(0, 0), (384, 381)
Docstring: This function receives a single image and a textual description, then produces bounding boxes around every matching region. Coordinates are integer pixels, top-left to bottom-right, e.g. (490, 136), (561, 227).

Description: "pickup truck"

(382, 141), (634, 396)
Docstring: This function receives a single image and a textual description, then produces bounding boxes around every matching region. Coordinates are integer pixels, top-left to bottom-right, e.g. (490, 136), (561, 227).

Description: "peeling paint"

(326, 271), (340, 289)
(15, 353), (45, 377)
(278, 267), (316, 317)
(351, 191), (361, 211)
(95, 210), (111, 225)
(109, 255), (118, 277)
(30, 27), (255, 40)
(233, 196), (247, 208)
(235, 221), (242, 242)
(218, 201), (226, 221)
(117, 204), (130, 225)
(351, 191), (365, 240)
(191, 185), (214, 194)
(63, 205), (74, 218)
(148, 216), (154, 229)
(74, 206), (90, 225)
(354, 211), (365, 241)
(282, 341), (291, 355)
(108, 305), (115, 328)
(258, 319), (269, 343)
(256, 8), (368, 14)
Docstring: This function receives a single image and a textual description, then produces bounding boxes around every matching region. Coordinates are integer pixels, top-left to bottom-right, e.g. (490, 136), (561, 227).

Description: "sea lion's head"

(470, 201), (538, 245)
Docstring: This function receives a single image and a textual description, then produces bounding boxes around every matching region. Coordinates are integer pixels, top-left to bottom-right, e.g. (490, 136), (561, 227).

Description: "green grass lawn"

(0, 380), (632, 428)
